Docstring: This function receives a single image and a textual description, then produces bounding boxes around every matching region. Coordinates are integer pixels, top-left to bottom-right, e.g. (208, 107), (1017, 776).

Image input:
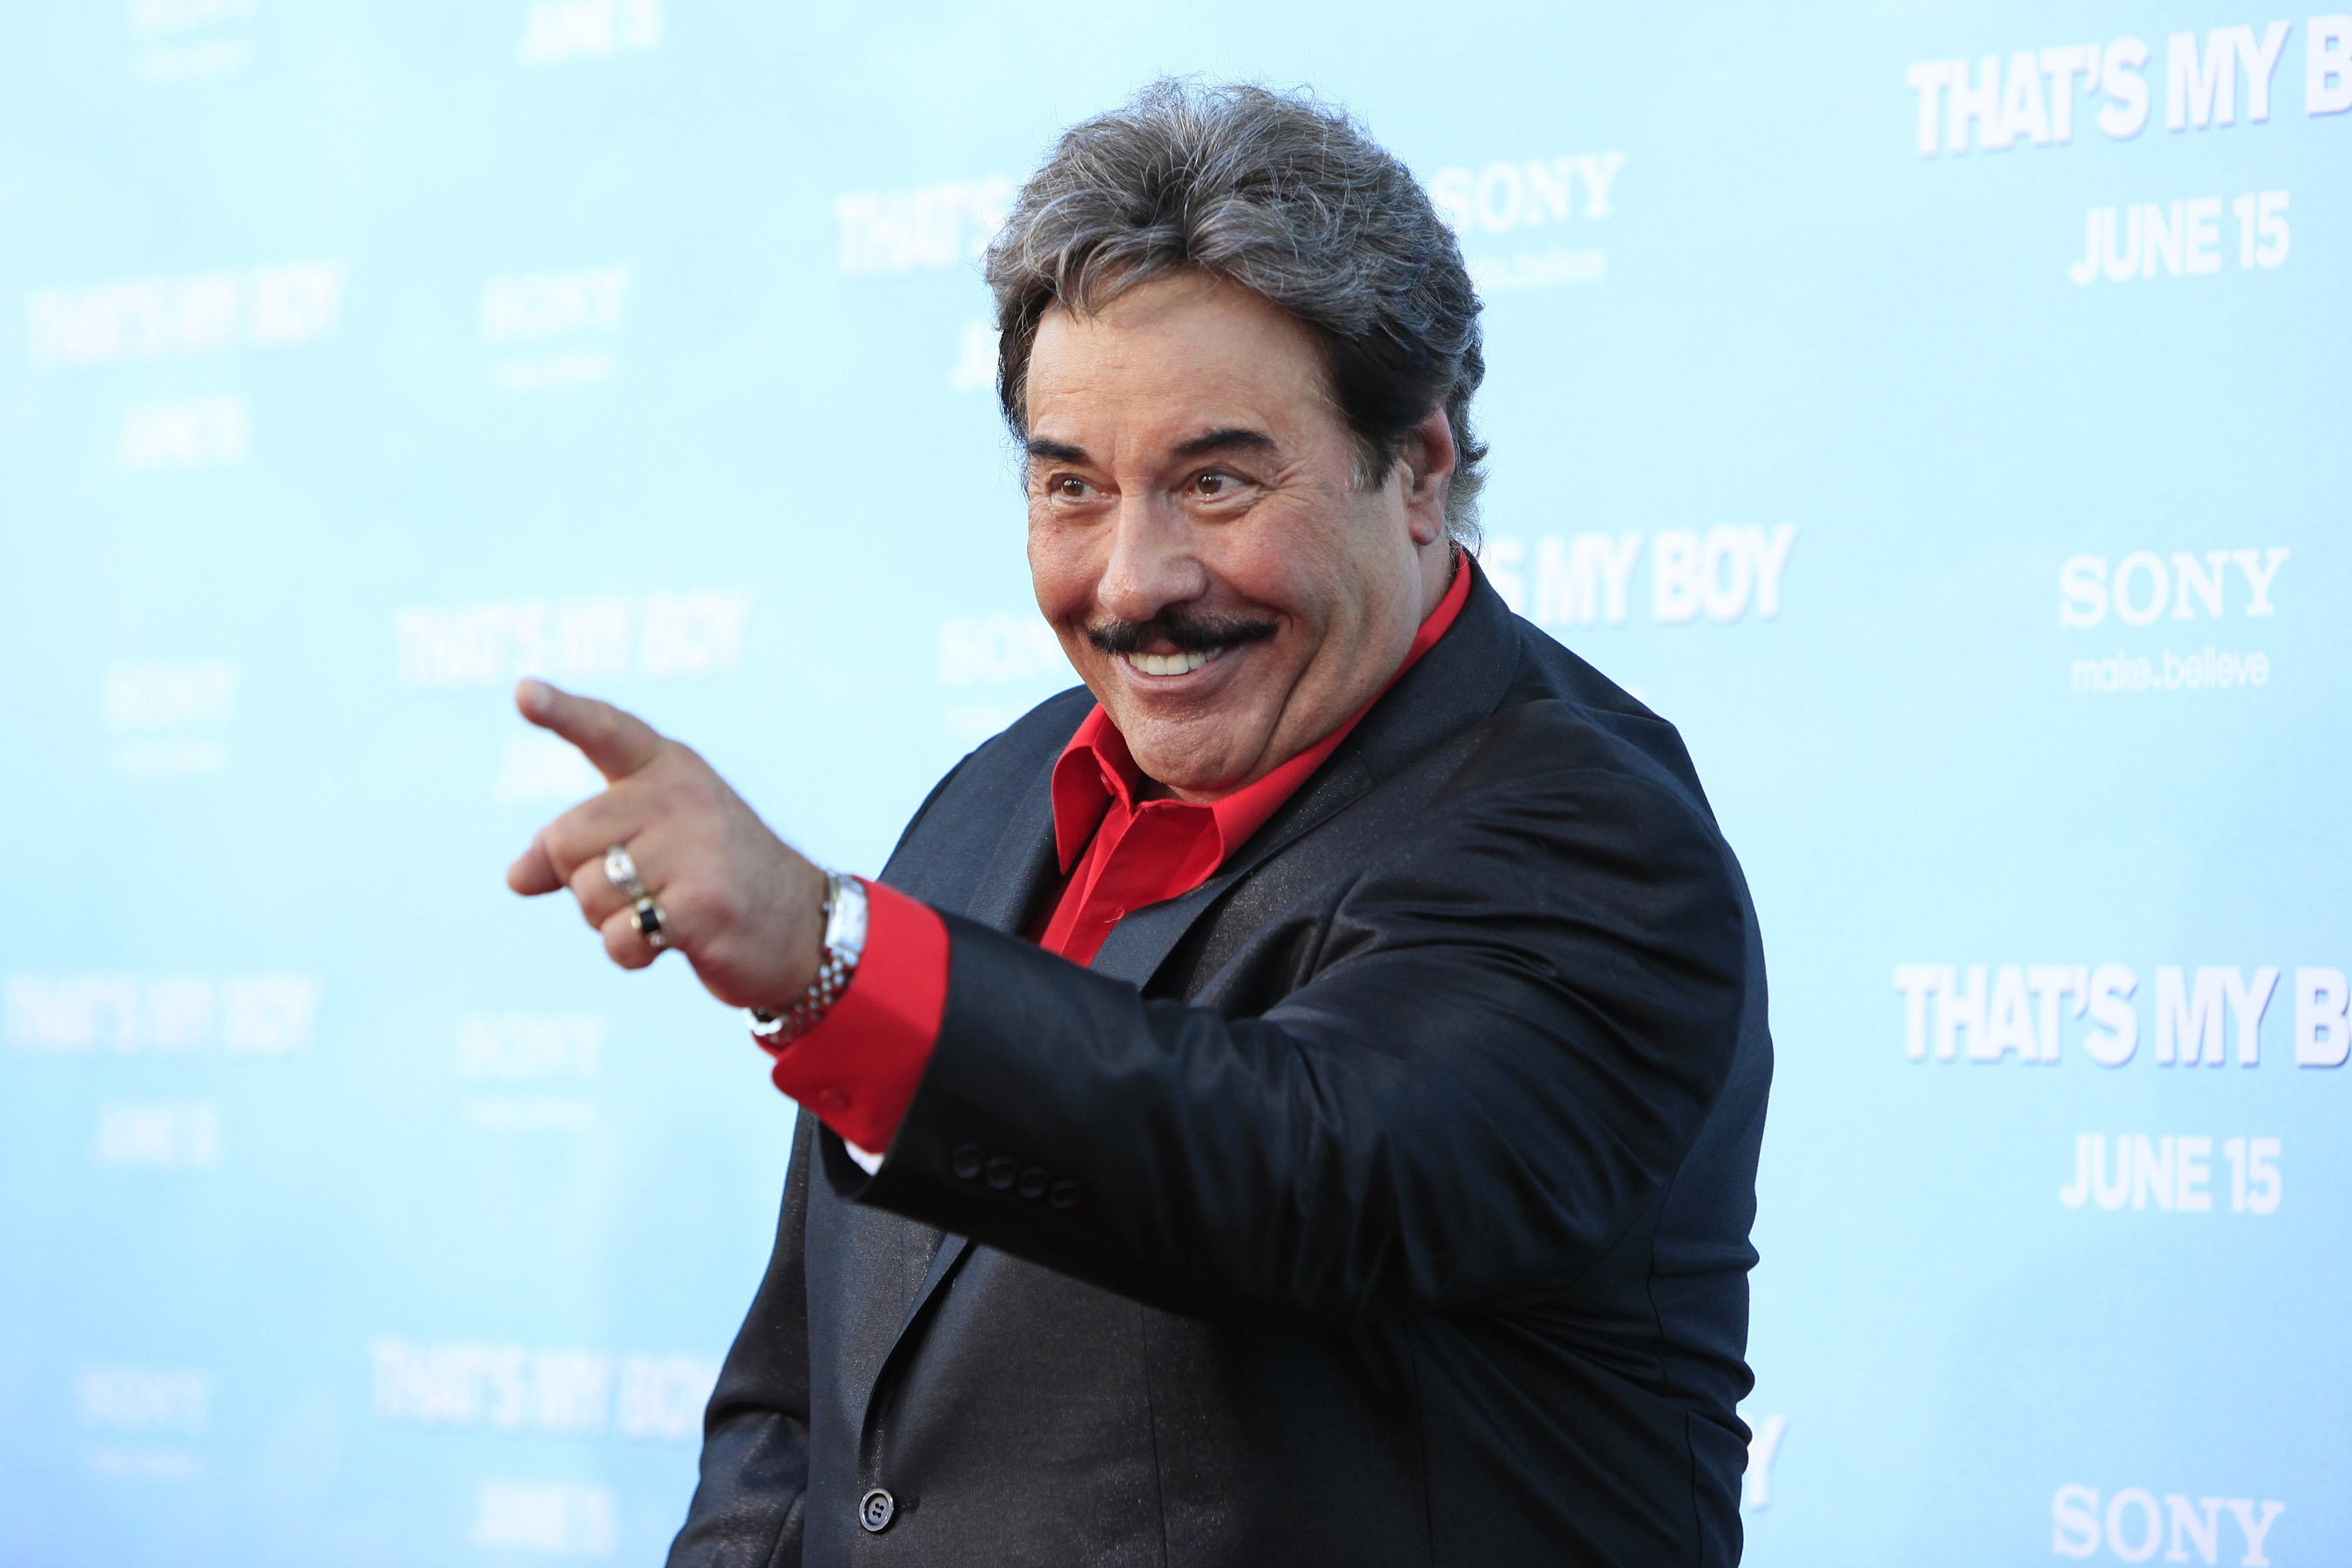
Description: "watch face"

(826, 874), (869, 961)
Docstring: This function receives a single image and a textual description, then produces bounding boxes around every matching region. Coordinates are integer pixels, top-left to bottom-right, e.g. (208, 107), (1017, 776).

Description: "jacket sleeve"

(666, 1112), (815, 1566)
(834, 754), (1754, 1324)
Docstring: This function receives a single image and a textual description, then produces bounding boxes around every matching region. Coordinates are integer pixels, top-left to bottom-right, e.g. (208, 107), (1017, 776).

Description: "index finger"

(516, 679), (665, 781)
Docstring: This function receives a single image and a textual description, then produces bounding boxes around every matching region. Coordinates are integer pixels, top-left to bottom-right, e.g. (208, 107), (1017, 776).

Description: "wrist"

(749, 872), (868, 1045)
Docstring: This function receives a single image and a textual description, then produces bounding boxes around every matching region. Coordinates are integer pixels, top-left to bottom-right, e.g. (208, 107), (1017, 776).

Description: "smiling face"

(1023, 270), (1456, 801)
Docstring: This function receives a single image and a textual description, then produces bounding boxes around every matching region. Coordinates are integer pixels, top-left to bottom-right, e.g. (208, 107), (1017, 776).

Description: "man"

(510, 82), (1769, 1565)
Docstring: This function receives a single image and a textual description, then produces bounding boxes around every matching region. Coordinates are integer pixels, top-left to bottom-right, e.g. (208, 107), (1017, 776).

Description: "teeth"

(1124, 647), (1222, 677)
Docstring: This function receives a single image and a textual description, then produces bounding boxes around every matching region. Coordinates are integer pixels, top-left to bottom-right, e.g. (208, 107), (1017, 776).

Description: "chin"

(1121, 705), (1267, 781)
(1127, 749), (1213, 793)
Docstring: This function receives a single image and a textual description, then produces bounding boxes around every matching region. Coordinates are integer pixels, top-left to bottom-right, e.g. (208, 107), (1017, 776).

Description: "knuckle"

(598, 775), (644, 818)
(651, 881), (699, 941)
(654, 748), (701, 791)
(677, 878), (737, 936)
(544, 814), (594, 872)
(568, 856), (605, 899)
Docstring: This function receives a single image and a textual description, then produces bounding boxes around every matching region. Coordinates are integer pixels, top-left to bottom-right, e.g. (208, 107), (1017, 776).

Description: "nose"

(1096, 498), (1209, 625)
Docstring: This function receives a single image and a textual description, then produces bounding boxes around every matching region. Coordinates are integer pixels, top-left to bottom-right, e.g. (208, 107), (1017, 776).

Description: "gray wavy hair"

(983, 80), (1490, 544)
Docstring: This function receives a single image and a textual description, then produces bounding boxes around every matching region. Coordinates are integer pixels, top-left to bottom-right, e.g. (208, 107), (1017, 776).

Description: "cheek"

(1027, 518), (1098, 627)
(1219, 520), (1347, 637)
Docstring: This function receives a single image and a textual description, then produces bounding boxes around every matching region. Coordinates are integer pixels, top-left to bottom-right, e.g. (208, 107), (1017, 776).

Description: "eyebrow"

(1171, 427), (1275, 462)
(1022, 427), (1278, 467)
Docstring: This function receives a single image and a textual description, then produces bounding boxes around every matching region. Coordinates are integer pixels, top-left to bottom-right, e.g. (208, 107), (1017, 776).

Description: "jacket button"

(983, 1155), (1017, 1190)
(950, 1145), (983, 1180)
(1048, 1179), (1081, 1210)
(859, 1487), (896, 1534)
(1016, 1166), (1049, 1200)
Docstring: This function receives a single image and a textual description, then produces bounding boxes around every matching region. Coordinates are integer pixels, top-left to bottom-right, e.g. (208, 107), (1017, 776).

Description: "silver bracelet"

(748, 872), (868, 1045)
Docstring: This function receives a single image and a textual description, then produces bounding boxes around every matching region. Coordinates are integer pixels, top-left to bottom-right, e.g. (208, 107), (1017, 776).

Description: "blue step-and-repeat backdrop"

(3, 3), (2347, 1564)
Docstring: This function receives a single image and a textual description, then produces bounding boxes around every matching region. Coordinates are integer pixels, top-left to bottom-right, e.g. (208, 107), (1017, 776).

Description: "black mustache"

(1085, 612), (1279, 657)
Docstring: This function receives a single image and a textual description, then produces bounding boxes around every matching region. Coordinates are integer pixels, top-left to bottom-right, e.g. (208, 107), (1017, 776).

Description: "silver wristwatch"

(748, 871), (868, 1045)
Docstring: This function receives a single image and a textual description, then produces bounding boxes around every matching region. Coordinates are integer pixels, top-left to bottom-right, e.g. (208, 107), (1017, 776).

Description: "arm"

(666, 1112), (815, 1567)
(838, 760), (1752, 1323)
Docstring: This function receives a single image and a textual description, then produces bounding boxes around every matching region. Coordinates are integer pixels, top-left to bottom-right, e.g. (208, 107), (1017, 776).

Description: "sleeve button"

(950, 1145), (983, 1181)
(983, 1155), (1017, 1190)
(1016, 1166), (1049, 1200)
(1047, 1179), (1081, 1210)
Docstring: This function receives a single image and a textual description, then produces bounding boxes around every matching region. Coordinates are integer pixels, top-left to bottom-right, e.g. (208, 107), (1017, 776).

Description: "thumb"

(517, 679), (665, 781)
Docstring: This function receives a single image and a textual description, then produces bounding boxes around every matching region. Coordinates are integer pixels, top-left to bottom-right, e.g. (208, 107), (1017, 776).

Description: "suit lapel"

(870, 738), (1065, 1363)
(964, 774), (1058, 934)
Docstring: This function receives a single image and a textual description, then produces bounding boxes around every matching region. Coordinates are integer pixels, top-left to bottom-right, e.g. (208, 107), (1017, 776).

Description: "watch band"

(748, 872), (868, 1046)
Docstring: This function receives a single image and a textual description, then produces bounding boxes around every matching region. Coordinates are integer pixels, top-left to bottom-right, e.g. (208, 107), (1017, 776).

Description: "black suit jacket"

(669, 561), (1771, 1566)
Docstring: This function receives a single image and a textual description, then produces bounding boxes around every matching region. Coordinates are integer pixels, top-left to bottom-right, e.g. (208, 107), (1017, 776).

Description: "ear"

(1395, 407), (1457, 548)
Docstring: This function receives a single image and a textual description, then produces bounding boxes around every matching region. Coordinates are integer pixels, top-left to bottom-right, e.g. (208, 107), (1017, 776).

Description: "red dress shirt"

(763, 552), (1471, 1156)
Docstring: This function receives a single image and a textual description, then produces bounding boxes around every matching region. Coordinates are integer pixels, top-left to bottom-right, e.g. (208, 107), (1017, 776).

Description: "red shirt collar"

(1049, 548), (1473, 874)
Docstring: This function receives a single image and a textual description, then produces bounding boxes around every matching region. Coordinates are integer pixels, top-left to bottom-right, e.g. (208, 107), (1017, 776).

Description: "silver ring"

(630, 894), (669, 951)
(603, 843), (646, 901)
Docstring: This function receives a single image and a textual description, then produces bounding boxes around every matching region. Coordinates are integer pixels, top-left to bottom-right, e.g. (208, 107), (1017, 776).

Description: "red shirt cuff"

(757, 878), (949, 1155)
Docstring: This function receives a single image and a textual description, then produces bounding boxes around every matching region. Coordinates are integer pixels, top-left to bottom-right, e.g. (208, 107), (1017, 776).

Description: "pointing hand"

(505, 679), (827, 1012)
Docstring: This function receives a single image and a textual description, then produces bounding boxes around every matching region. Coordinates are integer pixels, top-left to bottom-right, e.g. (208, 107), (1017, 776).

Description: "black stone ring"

(630, 893), (669, 950)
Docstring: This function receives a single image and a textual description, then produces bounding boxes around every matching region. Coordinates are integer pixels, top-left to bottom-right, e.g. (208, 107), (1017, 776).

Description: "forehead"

(1024, 272), (1335, 451)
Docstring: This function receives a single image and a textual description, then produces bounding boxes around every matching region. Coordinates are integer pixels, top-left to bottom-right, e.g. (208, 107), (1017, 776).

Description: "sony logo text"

(2052, 1484), (2283, 1565)
(936, 612), (1075, 744)
(480, 263), (631, 391)
(2059, 549), (2285, 626)
(2059, 547), (2284, 696)
(80, 1366), (210, 1433)
(456, 1012), (605, 1134)
(78, 1361), (213, 1486)
(1429, 150), (1620, 293)
(100, 659), (238, 776)
(458, 1013), (604, 1081)
(1891, 963), (2350, 1067)
(1429, 152), (1622, 233)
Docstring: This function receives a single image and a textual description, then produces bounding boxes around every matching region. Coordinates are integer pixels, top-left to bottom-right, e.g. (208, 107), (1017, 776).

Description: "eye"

(1191, 470), (1238, 498)
(1042, 473), (1091, 500)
